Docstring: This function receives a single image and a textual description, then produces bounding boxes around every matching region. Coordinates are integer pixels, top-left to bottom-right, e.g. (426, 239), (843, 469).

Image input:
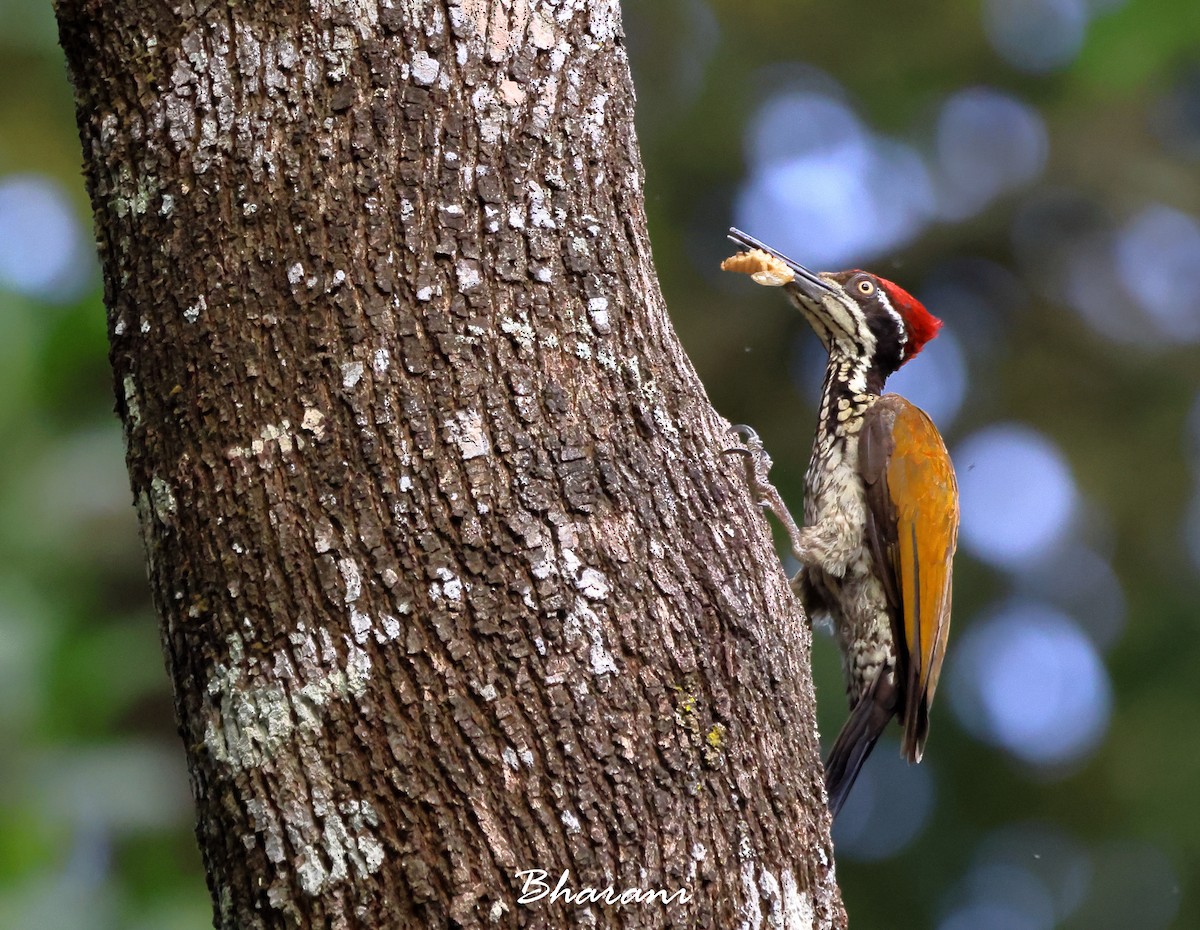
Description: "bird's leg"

(725, 425), (810, 567)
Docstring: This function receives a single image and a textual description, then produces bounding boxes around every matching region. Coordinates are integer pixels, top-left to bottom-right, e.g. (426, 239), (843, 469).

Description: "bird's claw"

(725, 424), (808, 567)
(724, 424), (774, 481)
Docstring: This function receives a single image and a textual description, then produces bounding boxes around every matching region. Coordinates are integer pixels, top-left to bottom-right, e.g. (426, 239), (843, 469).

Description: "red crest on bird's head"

(873, 275), (942, 362)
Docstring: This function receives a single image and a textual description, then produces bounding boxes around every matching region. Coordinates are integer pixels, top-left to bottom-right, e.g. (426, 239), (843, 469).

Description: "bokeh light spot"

(949, 602), (1111, 767)
(982, 0), (1089, 74)
(738, 87), (934, 268)
(1064, 229), (1150, 344)
(744, 87), (864, 172)
(0, 174), (93, 303)
(1114, 204), (1200, 342)
(956, 424), (1076, 567)
(935, 88), (1048, 220)
(1058, 205), (1200, 347)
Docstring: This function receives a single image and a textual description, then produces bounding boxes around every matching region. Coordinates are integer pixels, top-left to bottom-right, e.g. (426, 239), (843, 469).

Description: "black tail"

(824, 675), (899, 819)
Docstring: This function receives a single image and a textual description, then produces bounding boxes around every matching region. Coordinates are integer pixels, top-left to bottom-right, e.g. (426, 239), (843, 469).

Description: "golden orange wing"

(858, 394), (959, 762)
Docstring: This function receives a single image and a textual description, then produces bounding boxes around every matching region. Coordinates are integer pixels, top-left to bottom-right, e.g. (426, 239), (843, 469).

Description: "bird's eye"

(857, 279), (875, 296)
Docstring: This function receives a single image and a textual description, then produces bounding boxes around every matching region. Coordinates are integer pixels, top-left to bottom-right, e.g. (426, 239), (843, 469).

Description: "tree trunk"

(55, 1), (844, 928)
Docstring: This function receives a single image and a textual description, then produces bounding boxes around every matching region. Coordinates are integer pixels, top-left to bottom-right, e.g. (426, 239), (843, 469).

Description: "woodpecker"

(723, 228), (959, 818)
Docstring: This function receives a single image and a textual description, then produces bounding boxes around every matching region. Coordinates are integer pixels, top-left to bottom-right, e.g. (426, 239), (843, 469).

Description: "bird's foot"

(724, 425), (810, 565)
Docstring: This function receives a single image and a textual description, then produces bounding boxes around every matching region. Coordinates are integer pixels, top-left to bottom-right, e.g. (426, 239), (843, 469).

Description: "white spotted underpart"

(799, 352), (895, 704)
(777, 273), (897, 701)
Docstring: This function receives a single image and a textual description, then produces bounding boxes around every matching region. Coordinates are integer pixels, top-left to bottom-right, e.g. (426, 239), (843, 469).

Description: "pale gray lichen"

(575, 566), (610, 600)
(341, 360), (365, 389)
(500, 316), (536, 350)
(300, 406), (326, 438)
(203, 627), (374, 772)
(455, 258), (482, 290)
(337, 557), (362, 603)
(575, 600), (617, 676)
(431, 566), (464, 602)
(410, 51), (440, 85)
(781, 870), (816, 930)
(185, 294), (206, 323)
(123, 375), (141, 427)
(378, 614), (401, 641)
(226, 421), (300, 460)
(446, 408), (490, 460)
(344, 640), (371, 697)
(740, 860), (765, 930)
(350, 607), (372, 644)
(149, 475), (177, 524)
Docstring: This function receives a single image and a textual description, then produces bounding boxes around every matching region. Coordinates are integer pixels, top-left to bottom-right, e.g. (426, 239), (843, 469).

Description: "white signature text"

(515, 868), (693, 907)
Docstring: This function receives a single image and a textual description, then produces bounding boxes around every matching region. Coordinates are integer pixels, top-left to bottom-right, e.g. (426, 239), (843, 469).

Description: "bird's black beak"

(726, 227), (835, 300)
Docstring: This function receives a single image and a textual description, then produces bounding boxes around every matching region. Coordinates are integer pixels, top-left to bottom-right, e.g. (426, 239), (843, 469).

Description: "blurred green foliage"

(3, 0), (1198, 927)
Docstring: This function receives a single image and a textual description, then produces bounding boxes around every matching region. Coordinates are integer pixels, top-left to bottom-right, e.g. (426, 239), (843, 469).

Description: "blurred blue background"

(2, 0), (1198, 927)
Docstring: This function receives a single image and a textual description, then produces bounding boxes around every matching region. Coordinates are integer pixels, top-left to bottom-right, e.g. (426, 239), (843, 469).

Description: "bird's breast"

(804, 431), (867, 535)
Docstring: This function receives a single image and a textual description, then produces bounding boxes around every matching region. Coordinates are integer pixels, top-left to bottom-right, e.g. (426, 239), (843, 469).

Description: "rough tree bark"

(56, 1), (844, 928)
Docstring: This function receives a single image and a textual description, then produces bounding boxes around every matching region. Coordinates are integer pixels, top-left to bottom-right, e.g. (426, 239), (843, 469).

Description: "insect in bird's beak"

(726, 227), (836, 301)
